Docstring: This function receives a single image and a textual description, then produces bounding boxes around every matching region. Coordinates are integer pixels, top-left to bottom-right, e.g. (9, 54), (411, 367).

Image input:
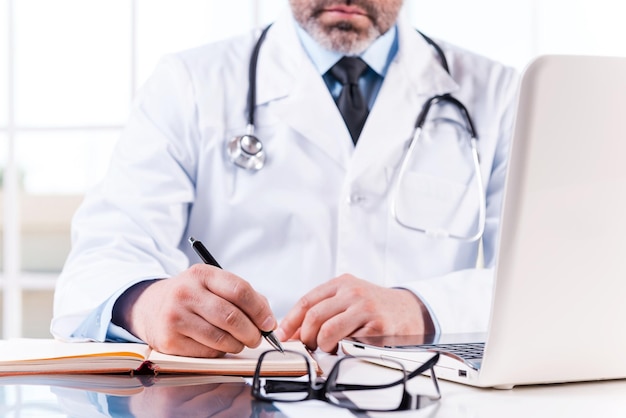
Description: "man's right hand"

(111, 264), (277, 358)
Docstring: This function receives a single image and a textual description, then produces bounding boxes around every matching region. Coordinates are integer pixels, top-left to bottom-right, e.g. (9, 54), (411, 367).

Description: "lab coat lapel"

(255, 13), (353, 169)
(350, 19), (460, 179)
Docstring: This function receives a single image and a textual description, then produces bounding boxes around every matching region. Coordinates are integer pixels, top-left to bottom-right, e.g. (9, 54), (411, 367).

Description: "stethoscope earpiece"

(227, 133), (266, 171)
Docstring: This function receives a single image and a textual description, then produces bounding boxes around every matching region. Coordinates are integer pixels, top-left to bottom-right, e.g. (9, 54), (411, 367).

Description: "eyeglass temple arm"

(397, 369), (442, 412)
(406, 352), (440, 380)
(262, 380), (310, 394)
(395, 355), (442, 411)
(405, 352), (442, 400)
(407, 353), (442, 401)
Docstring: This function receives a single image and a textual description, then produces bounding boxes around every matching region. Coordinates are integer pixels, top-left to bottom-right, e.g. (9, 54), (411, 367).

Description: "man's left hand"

(275, 274), (433, 352)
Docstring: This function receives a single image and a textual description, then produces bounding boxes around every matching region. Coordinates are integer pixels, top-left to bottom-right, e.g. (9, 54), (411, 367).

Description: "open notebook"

(342, 54), (626, 389)
(0, 338), (318, 377)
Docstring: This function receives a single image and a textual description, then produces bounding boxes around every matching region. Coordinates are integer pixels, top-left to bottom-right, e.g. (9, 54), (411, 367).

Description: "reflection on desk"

(0, 374), (286, 418)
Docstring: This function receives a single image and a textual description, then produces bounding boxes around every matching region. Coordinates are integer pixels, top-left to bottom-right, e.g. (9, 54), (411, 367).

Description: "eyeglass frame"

(252, 349), (441, 412)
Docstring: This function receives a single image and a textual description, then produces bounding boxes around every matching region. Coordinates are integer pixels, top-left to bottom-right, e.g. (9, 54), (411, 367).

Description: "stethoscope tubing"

(230, 24), (487, 242)
(391, 93), (486, 242)
(390, 124), (486, 242)
(246, 25), (272, 130)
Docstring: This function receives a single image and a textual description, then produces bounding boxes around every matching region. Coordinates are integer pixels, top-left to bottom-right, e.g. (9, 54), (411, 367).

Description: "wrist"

(112, 279), (159, 337)
(396, 288), (435, 335)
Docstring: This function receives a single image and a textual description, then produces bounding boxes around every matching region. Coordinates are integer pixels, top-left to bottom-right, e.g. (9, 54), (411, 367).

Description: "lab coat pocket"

(391, 170), (480, 239)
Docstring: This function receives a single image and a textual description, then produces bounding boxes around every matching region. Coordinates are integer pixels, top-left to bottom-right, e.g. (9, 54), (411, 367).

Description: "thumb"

(275, 306), (305, 341)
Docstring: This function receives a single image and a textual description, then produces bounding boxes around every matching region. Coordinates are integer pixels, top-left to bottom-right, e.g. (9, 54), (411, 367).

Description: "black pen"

(188, 236), (285, 353)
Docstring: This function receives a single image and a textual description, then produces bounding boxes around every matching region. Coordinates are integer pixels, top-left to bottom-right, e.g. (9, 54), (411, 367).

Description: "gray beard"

(302, 21), (380, 55)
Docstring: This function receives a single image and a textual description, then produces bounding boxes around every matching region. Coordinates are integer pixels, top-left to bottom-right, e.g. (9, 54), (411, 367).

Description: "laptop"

(341, 55), (626, 389)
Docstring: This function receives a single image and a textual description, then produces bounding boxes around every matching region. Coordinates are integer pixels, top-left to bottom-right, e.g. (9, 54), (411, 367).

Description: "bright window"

(15, 131), (119, 194)
(0, 2), (7, 129)
(13, 0), (132, 128)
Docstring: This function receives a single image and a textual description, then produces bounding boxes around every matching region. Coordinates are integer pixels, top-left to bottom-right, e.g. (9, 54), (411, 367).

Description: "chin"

(312, 23), (379, 55)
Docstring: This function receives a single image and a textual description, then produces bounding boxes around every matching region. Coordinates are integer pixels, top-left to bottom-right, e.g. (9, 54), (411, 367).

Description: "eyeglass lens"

(255, 351), (413, 411)
(255, 351), (312, 402)
(326, 356), (407, 411)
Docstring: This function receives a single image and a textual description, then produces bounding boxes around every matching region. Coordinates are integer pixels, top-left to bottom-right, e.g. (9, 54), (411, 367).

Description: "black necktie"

(329, 57), (370, 144)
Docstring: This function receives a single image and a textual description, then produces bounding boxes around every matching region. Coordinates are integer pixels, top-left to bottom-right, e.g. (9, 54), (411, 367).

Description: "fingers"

(277, 279), (339, 342)
(278, 276), (429, 353)
(130, 264), (276, 357)
(298, 298), (367, 352)
(278, 276), (372, 351)
(187, 264), (277, 347)
(196, 264), (277, 333)
(157, 312), (244, 357)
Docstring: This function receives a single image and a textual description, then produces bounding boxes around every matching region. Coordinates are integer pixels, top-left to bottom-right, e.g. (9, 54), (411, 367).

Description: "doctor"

(52, 0), (518, 358)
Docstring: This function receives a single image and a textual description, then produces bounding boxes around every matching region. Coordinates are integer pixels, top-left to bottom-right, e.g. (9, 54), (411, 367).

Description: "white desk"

(411, 378), (626, 418)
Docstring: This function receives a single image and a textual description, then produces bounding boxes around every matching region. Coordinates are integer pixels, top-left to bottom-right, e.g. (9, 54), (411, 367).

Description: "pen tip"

(263, 331), (285, 353)
(188, 236), (196, 244)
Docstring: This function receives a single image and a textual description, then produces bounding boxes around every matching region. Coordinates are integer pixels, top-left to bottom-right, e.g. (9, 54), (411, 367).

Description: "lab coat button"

(347, 193), (366, 205)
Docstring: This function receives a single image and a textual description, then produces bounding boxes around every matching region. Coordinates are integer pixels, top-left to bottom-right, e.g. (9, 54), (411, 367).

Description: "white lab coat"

(52, 11), (519, 340)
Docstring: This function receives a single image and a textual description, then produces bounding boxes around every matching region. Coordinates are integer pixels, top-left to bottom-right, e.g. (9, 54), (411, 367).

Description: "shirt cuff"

(394, 286), (441, 336)
(70, 278), (153, 343)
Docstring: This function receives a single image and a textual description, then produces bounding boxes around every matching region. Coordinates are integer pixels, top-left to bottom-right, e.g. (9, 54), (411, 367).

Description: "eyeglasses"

(252, 350), (441, 412)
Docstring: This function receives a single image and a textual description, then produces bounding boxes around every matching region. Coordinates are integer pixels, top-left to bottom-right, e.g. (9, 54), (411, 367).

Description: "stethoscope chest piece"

(227, 133), (265, 171)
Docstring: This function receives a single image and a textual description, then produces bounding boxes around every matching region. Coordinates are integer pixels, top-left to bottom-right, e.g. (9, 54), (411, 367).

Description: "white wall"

(406, 0), (626, 70)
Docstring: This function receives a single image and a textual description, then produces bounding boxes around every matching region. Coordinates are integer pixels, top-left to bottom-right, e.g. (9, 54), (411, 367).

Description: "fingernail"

(261, 316), (276, 331)
(273, 328), (286, 341)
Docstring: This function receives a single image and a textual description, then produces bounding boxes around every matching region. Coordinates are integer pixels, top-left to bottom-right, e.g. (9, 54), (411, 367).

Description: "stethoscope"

(227, 26), (485, 242)
(226, 26), (271, 171)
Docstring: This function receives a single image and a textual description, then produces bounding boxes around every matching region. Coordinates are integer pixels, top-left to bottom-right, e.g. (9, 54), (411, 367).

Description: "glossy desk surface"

(2, 353), (626, 417)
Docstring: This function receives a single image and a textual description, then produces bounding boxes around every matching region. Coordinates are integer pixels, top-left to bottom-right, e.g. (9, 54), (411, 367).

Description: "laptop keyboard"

(396, 342), (485, 360)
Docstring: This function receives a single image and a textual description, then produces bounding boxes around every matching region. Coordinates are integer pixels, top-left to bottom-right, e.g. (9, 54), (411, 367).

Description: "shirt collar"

(293, 17), (398, 78)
